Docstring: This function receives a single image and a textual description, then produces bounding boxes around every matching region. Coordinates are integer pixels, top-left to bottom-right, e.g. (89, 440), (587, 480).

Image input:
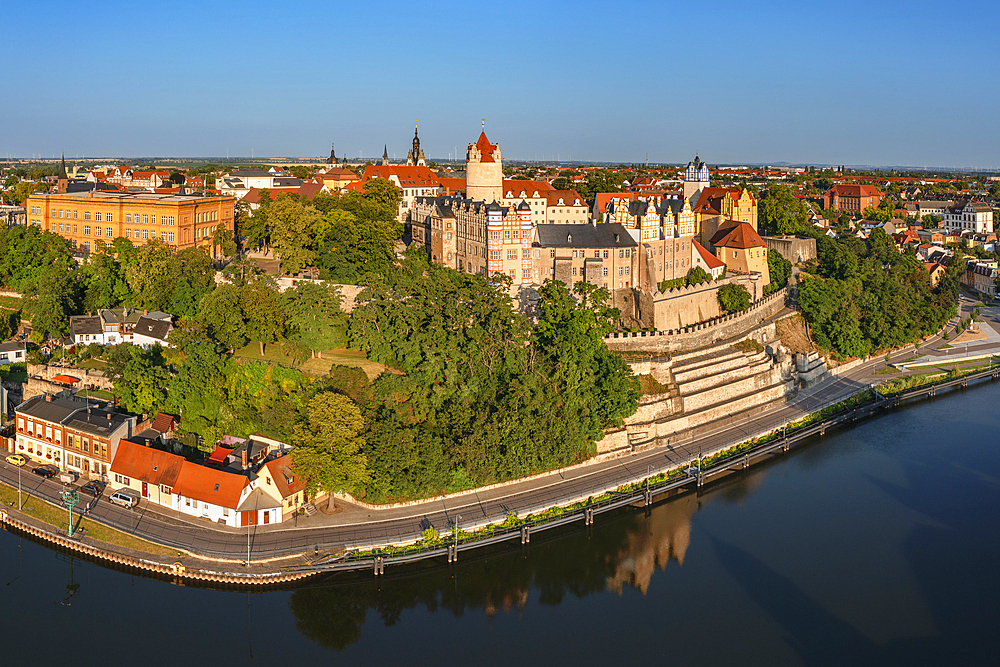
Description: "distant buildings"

(942, 201), (994, 234)
(69, 309), (173, 348)
(823, 184), (884, 213)
(25, 189), (236, 254)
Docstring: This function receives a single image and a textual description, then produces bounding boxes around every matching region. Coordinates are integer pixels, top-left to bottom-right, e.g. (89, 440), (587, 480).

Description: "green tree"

(360, 178), (401, 217)
(283, 282), (346, 358)
(240, 280), (285, 355)
(767, 249), (792, 289)
(126, 237), (181, 311)
(269, 195), (320, 275)
(211, 222), (236, 260)
(291, 392), (369, 498)
(758, 186), (808, 235)
(104, 344), (169, 415)
(686, 266), (711, 285)
(718, 283), (751, 311)
(23, 264), (80, 340)
(199, 283), (247, 352)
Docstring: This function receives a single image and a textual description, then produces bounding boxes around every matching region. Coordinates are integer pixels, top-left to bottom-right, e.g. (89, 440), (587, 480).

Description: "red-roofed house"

(709, 221), (770, 285)
(110, 439), (185, 507)
(171, 460), (253, 527)
(259, 454), (309, 521)
(692, 240), (726, 279)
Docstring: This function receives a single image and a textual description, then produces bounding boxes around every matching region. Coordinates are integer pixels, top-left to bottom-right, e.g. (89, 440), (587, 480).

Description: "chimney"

(45, 395), (53, 402)
(241, 447), (247, 470)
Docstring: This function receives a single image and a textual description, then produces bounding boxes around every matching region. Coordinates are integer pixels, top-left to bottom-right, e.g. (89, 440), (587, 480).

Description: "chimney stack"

(241, 447), (247, 470)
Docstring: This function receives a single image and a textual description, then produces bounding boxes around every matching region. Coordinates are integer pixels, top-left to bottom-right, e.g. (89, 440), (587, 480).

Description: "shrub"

(718, 283), (751, 312)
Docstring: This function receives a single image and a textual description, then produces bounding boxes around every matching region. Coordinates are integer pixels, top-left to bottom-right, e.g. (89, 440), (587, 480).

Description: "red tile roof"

(475, 131), (498, 163)
(172, 460), (249, 509)
(594, 191), (638, 214)
(150, 412), (178, 433)
(359, 165), (440, 188)
(828, 184), (882, 197)
(110, 439), (184, 488)
(544, 190), (586, 207)
(207, 445), (232, 465)
(438, 177), (466, 195)
(693, 240), (725, 269)
(263, 454), (305, 499)
(709, 221), (766, 249)
(502, 180), (554, 198)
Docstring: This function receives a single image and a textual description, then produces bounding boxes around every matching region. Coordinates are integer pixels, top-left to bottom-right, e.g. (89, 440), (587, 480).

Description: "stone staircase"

(600, 336), (795, 455)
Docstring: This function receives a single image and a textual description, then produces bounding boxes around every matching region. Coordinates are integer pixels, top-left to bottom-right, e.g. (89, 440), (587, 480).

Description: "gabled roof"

(70, 315), (102, 336)
(133, 316), (172, 342)
(594, 191), (638, 214)
(502, 180), (554, 198)
(110, 440), (184, 488)
(150, 412), (178, 433)
(171, 460), (249, 509)
(544, 190), (585, 207)
(693, 240), (725, 269)
(710, 221), (766, 249)
(264, 454), (305, 499)
(827, 183), (882, 197)
(359, 164), (440, 188)
(438, 177), (466, 195)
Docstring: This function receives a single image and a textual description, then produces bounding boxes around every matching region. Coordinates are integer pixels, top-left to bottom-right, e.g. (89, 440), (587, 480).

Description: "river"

(1, 382), (998, 666)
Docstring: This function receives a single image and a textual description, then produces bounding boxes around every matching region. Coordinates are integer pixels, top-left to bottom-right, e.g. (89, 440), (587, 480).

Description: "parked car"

(5, 454), (26, 467)
(108, 489), (139, 509)
(32, 465), (57, 478)
(80, 481), (105, 498)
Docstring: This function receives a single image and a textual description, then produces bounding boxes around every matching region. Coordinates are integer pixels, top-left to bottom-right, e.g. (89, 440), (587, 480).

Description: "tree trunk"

(259, 340), (265, 356)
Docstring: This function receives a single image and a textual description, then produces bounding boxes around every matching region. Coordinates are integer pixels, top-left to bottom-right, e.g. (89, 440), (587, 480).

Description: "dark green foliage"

(798, 234), (957, 358)
(686, 266), (712, 285)
(718, 283), (751, 312)
(104, 343), (170, 416)
(758, 185), (809, 235)
(767, 249), (792, 289)
(347, 255), (639, 502)
(0, 226), (74, 292)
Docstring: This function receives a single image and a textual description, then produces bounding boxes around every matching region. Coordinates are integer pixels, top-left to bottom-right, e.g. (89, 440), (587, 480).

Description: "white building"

(943, 201), (994, 234)
(0, 341), (26, 365)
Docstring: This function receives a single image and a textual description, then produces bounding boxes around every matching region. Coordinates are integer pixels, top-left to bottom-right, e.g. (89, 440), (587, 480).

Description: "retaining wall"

(606, 288), (788, 354)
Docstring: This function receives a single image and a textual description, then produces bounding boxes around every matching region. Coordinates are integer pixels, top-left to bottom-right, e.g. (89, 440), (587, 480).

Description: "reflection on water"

(288, 491), (707, 650)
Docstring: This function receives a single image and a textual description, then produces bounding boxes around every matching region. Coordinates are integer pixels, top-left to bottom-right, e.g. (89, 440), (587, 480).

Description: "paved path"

(3, 300), (997, 561)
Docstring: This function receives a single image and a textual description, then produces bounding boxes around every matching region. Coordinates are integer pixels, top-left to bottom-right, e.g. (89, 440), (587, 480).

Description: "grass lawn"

(0, 482), (175, 555)
(77, 358), (108, 370)
(233, 343), (394, 380)
(76, 389), (113, 400)
(874, 366), (902, 375)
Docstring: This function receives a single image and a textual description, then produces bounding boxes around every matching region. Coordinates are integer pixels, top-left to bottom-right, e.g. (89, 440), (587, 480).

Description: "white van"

(108, 489), (139, 509)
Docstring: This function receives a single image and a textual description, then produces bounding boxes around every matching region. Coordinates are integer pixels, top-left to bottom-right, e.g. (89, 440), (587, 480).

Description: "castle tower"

(405, 123), (427, 167)
(466, 126), (502, 203)
(683, 154), (710, 209)
(326, 143), (337, 165)
(57, 153), (68, 194)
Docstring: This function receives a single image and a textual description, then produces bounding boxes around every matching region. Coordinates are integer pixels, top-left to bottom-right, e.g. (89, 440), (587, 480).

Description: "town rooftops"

(16, 394), (87, 423)
(534, 223), (637, 248)
(111, 440), (184, 488)
(710, 221), (766, 249)
(544, 190), (586, 207)
(502, 180), (554, 198)
(69, 315), (102, 336)
(0, 341), (26, 354)
(63, 407), (131, 437)
(693, 240), (726, 269)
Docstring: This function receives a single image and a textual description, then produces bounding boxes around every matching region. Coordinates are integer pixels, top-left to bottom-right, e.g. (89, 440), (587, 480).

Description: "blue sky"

(5, 0), (998, 167)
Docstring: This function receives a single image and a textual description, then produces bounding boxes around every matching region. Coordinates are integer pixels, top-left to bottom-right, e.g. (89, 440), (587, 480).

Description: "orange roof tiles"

(710, 221), (766, 249)
(171, 460), (249, 509)
(544, 190), (586, 207)
(110, 440), (184, 488)
(264, 454), (305, 499)
(693, 240), (726, 269)
(502, 180), (554, 198)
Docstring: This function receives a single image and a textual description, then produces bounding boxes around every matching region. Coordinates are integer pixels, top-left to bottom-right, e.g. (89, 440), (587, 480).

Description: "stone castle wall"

(606, 287), (787, 355)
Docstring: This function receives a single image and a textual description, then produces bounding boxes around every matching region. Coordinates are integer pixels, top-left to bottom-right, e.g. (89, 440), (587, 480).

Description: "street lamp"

(17, 460), (22, 511)
(61, 489), (79, 537)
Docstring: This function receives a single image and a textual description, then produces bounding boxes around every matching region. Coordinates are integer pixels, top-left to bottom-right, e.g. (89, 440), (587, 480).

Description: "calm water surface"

(2, 383), (998, 666)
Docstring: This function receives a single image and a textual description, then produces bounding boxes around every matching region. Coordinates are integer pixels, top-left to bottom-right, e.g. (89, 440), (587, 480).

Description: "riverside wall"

(605, 288), (788, 355)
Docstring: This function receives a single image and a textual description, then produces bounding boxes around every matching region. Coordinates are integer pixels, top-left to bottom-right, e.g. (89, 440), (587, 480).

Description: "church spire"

(57, 153), (69, 193)
(59, 153), (68, 179)
(381, 144), (389, 166)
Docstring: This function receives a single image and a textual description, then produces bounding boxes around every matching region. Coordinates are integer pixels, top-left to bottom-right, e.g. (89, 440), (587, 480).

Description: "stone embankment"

(0, 507), (316, 588)
(598, 320), (826, 458)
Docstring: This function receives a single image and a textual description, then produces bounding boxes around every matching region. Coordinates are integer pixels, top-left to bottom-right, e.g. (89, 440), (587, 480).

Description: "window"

(168, 216), (174, 226)
(603, 267), (608, 276)
(619, 267), (624, 276)
(625, 249), (630, 258)
(84, 226), (91, 235)
(168, 232), (174, 242)
(59, 210), (64, 218)
(619, 250), (624, 258)
(59, 223), (64, 232)
(51, 209), (56, 218)
(604, 250), (609, 258)
(94, 226), (101, 236)
(625, 266), (630, 275)
(73, 224), (77, 233)
(143, 214), (148, 224)
(572, 267), (577, 276)
(142, 230), (148, 240)
(572, 250), (578, 258)
(151, 215), (158, 225)
(107, 213), (113, 223)
(126, 229), (131, 238)
(504, 231), (510, 239)
(161, 232), (167, 240)
(550, 249), (556, 258)
(595, 251), (600, 258)
(95, 212), (102, 221)
(73, 210), (78, 219)
(126, 214), (131, 223)
(106, 227), (112, 237)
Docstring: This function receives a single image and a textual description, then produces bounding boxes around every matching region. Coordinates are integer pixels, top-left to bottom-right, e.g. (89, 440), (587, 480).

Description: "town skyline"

(5, 0), (998, 168)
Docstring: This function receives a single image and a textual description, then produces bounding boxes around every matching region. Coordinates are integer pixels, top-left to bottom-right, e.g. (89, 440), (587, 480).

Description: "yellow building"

(694, 187), (758, 249)
(25, 190), (236, 253)
(709, 221), (770, 286)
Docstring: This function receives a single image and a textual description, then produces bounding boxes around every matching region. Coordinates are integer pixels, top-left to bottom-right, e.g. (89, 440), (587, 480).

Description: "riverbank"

(7, 360), (997, 582)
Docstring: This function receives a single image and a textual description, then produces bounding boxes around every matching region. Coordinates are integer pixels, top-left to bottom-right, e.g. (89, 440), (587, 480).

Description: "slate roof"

(534, 223), (637, 248)
(63, 407), (130, 437)
(133, 316), (172, 342)
(16, 394), (82, 423)
(70, 315), (102, 336)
